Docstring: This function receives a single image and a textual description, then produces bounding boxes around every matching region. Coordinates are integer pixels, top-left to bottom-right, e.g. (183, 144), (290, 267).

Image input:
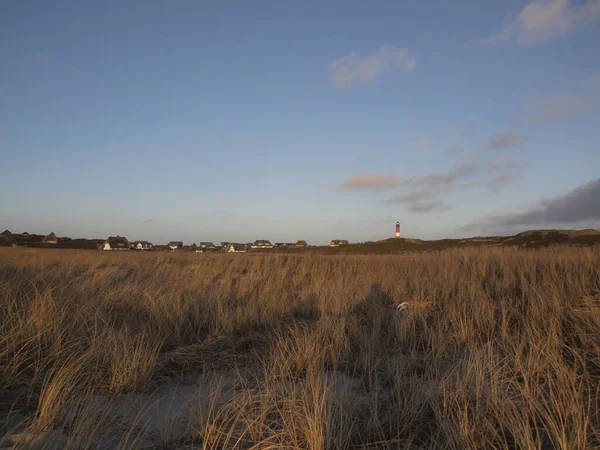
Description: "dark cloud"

(464, 178), (600, 232)
(485, 132), (528, 151)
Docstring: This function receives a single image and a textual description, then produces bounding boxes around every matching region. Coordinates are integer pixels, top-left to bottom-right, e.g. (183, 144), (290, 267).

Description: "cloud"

(340, 172), (404, 190)
(446, 124), (478, 154)
(409, 200), (450, 213)
(514, 94), (591, 125)
(343, 157), (530, 194)
(384, 187), (448, 204)
(465, 178), (600, 232)
(143, 219), (155, 225)
(485, 131), (528, 150)
(460, 174), (520, 192)
(328, 46), (416, 89)
(410, 172), (455, 186)
(343, 155), (531, 213)
(410, 137), (432, 149)
(471, 0), (600, 46)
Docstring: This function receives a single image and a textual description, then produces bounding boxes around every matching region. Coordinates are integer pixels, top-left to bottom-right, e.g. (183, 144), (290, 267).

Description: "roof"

(168, 241), (183, 247)
(45, 232), (58, 242)
(295, 240), (307, 246)
(133, 241), (152, 246)
(199, 242), (216, 247)
(254, 240), (272, 245)
(1, 230), (11, 236)
(105, 236), (130, 248)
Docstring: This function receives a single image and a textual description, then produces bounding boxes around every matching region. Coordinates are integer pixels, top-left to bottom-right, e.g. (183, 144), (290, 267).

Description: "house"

(295, 240), (308, 247)
(103, 236), (130, 250)
(274, 243), (295, 248)
(169, 241), (183, 251)
(44, 232), (58, 244)
(132, 241), (153, 250)
(198, 242), (217, 252)
(1, 230), (11, 237)
(250, 240), (273, 249)
(330, 239), (349, 247)
(225, 243), (247, 253)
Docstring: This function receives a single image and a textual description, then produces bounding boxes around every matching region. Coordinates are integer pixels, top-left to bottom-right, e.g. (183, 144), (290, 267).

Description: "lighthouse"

(396, 222), (400, 239)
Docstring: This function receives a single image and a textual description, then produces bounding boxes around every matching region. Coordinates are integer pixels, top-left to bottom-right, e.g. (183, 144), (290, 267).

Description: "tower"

(395, 222), (400, 239)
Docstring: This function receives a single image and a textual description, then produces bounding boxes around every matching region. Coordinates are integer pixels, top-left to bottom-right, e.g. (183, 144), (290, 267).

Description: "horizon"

(2, 1), (600, 245)
(2, 225), (599, 247)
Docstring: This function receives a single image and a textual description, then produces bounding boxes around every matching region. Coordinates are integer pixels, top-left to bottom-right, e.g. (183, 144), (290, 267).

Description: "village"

(0, 229), (356, 252)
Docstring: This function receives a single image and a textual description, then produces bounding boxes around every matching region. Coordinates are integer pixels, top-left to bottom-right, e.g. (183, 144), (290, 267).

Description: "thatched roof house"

(103, 236), (130, 250)
(44, 232), (58, 244)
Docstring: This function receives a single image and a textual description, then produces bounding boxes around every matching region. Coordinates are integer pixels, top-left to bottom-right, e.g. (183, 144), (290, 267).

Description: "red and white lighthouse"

(395, 221), (400, 239)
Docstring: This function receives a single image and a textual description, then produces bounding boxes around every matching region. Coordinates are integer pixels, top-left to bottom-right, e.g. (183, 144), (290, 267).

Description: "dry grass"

(0, 246), (599, 449)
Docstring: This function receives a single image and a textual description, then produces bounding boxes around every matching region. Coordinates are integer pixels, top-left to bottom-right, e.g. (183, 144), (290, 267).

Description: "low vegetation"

(0, 246), (599, 449)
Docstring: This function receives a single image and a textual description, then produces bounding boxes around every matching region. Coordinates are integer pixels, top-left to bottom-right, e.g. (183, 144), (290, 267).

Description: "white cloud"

(472, 0), (600, 46)
(327, 46), (416, 89)
(340, 172), (404, 191)
(410, 137), (432, 149)
(514, 94), (591, 125)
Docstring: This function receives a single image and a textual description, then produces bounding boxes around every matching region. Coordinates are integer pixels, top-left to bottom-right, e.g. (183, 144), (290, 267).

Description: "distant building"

(295, 240), (308, 247)
(274, 243), (296, 248)
(44, 232), (58, 244)
(1, 230), (11, 237)
(168, 241), (183, 251)
(132, 241), (153, 250)
(103, 236), (130, 250)
(330, 239), (349, 247)
(198, 242), (217, 252)
(225, 243), (247, 253)
(250, 240), (273, 249)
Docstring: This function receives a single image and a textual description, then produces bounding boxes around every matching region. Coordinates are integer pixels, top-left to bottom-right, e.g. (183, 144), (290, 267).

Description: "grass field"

(1, 246), (599, 449)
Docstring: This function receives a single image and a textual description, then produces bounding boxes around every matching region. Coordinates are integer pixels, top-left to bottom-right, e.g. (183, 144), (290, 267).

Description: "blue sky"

(1, 0), (599, 244)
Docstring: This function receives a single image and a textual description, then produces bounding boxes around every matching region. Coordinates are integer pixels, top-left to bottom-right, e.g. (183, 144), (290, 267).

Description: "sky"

(1, 0), (599, 245)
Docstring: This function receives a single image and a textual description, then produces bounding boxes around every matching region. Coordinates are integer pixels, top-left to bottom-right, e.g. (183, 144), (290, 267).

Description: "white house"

(168, 241), (183, 251)
(132, 241), (153, 250)
(330, 239), (349, 247)
(225, 243), (247, 253)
